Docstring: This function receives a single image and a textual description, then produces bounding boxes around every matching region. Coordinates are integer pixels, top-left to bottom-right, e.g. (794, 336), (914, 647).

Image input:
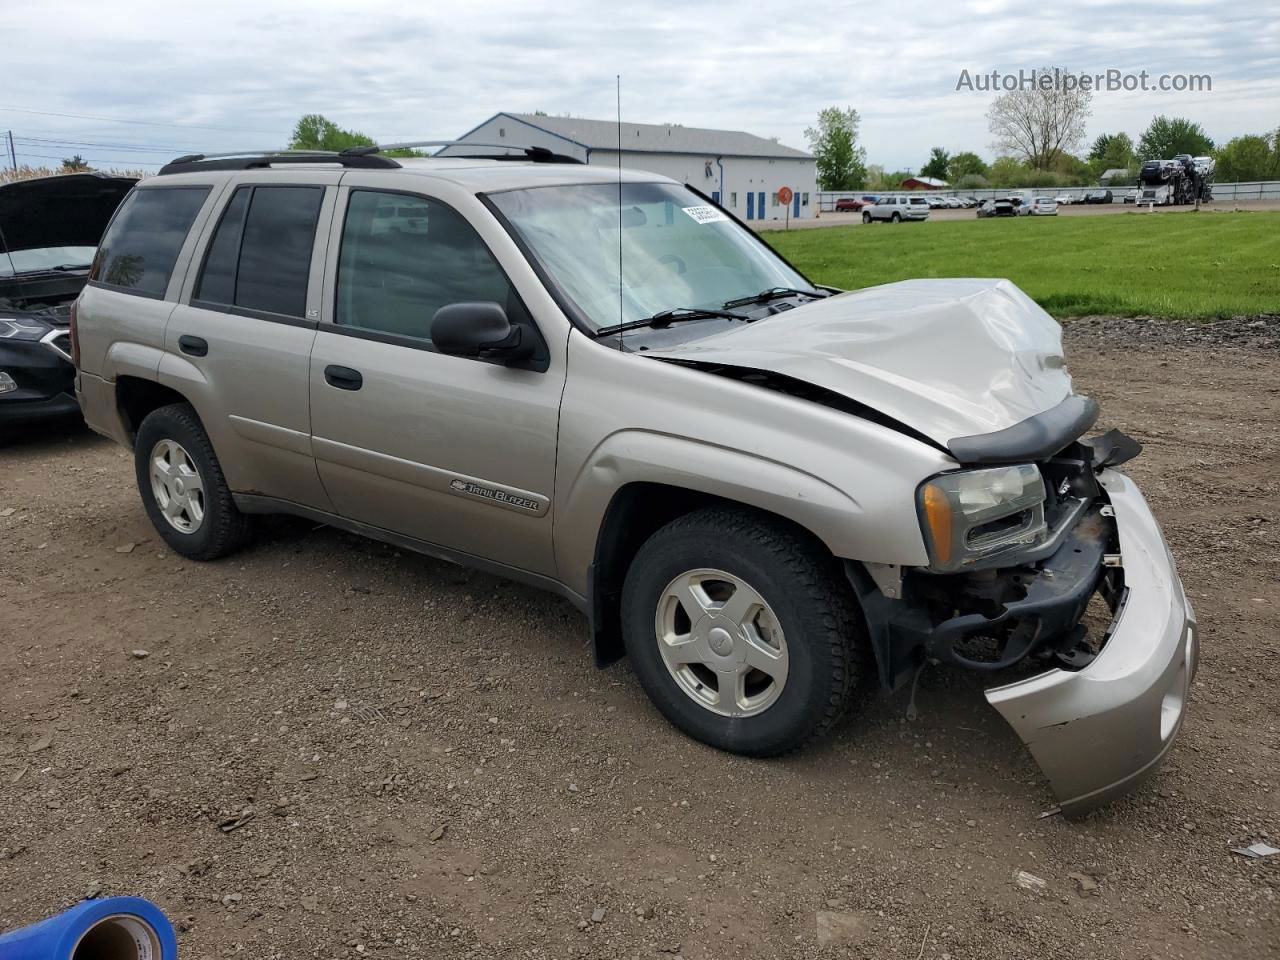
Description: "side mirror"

(431, 302), (534, 364)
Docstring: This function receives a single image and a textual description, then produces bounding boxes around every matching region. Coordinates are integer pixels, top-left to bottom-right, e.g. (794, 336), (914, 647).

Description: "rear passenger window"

(335, 190), (517, 342)
(194, 185), (323, 319)
(92, 186), (209, 298)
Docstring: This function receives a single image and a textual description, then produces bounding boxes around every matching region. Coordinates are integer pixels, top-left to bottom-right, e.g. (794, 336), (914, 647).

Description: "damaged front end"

(851, 434), (1197, 817)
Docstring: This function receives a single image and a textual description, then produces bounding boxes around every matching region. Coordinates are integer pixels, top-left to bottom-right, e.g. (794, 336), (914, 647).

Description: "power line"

(0, 104), (278, 134)
(16, 151), (162, 167)
(14, 135), (208, 153)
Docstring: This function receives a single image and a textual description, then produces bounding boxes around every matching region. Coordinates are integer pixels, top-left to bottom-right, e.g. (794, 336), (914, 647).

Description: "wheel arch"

(115, 375), (194, 446)
(585, 481), (850, 669)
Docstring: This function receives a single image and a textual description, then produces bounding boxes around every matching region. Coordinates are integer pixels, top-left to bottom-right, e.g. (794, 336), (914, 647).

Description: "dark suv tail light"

(69, 299), (81, 369)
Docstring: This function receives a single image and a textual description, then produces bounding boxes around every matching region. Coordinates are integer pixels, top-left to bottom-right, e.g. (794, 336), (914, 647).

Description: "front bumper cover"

(985, 468), (1197, 817)
(0, 335), (79, 428)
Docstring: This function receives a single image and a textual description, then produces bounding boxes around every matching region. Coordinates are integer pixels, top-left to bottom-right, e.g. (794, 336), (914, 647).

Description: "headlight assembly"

(0, 317), (53, 341)
(918, 464), (1048, 572)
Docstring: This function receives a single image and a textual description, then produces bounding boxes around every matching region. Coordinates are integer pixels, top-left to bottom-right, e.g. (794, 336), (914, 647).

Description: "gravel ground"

(1, 316), (1277, 959)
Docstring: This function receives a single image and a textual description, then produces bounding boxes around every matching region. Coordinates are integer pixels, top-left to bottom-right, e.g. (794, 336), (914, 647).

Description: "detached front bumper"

(985, 468), (1197, 817)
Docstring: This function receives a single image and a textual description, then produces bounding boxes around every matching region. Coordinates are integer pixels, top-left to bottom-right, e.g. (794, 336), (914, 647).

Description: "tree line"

(806, 78), (1280, 192)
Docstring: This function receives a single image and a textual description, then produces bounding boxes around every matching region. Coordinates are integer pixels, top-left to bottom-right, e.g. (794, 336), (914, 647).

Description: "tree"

(920, 147), (950, 181)
(1214, 134), (1278, 182)
(1088, 132), (1132, 164)
(987, 156), (1028, 187)
(61, 154), (89, 172)
(947, 151), (988, 181)
(288, 114), (421, 157)
(804, 107), (868, 191)
(986, 67), (1092, 170)
(1087, 132), (1134, 177)
(289, 114), (374, 151)
(954, 173), (989, 189)
(1136, 116), (1213, 160)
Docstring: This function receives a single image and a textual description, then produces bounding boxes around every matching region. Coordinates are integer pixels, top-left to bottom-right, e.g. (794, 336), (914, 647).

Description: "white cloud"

(2, 0), (1276, 171)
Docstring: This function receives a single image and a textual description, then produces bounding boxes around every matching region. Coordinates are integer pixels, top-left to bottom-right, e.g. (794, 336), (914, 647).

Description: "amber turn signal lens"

(922, 483), (953, 565)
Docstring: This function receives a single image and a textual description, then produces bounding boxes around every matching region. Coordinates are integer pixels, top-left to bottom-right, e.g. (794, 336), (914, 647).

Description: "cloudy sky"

(4, 0), (1278, 173)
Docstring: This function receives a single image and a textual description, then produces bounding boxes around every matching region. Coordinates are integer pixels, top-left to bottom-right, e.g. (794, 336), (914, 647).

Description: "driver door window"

(335, 190), (518, 343)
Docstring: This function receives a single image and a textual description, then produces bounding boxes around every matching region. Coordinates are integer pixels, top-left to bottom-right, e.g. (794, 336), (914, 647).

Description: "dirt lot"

(2, 318), (1277, 959)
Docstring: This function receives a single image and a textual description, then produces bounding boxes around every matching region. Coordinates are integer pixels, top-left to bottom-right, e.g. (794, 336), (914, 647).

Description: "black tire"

(134, 402), (252, 561)
(621, 506), (866, 756)
(891, 212), (901, 222)
(862, 212), (871, 224)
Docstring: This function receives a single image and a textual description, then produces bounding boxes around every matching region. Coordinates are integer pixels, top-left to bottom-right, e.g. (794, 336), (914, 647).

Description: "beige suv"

(73, 147), (1197, 816)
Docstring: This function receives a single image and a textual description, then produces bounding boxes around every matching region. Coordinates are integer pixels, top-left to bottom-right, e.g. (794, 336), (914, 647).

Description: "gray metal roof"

(493, 112), (812, 160)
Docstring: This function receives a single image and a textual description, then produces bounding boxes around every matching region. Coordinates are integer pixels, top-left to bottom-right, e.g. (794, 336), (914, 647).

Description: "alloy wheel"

(149, 438), (206, 534)
(654, 568), (789, 717)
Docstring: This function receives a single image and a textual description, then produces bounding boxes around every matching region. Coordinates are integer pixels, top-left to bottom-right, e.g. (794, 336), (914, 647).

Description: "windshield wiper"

(722, 286), (828, 310)
(594, 306), (747, 338)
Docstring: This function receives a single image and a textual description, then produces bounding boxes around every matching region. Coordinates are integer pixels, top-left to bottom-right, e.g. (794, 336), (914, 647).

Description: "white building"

(439, 112), (817, 221)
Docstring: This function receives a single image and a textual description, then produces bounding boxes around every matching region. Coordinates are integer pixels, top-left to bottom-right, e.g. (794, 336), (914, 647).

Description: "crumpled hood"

(0, 173), (136, 259)
(650, 278), (1073, 448)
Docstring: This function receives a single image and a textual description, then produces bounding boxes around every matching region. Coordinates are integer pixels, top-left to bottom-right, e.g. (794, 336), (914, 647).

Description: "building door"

(793, 192), (801, 217)
(758, 192), (766, 219)
(711, 190), (721, 205)
(746, 192), (754, 220)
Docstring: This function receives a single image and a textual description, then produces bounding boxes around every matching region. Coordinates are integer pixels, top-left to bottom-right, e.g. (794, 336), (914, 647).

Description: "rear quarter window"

(91, 186), (210, 298)
(194, 185), (323, 319)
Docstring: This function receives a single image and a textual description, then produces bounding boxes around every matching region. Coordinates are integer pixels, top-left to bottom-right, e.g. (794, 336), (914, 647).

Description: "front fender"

(565, 426), (855, 553)
(553, 335), (958, 599)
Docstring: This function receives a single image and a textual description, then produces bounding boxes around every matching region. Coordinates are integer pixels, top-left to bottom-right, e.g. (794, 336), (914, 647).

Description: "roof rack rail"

(158, 150), (401, 176)
(158, 141), (583, 176)
(349, 141), (583, 164)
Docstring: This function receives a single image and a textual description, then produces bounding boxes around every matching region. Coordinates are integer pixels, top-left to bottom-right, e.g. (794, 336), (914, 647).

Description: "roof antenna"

(616, 73), (624, 352)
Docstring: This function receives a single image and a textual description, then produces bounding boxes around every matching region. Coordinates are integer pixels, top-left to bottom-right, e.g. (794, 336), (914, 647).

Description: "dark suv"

(0, 173), (135, 432)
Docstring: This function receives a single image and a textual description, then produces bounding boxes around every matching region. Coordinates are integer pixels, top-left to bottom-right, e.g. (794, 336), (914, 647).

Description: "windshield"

(488, 182), (814, 332)
(0, 245), (97, 277)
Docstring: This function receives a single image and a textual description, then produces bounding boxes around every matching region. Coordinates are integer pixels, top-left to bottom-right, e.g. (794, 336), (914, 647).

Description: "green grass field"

(763, 211), (1280, 319)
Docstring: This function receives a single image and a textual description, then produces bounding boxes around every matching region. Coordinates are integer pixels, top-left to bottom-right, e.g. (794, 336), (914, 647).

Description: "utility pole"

(6, 130), (15, 171)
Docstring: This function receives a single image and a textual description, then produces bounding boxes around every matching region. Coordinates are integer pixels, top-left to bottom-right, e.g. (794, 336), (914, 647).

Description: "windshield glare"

(489, 182), (814, 331)
(0, 245), (97, 277)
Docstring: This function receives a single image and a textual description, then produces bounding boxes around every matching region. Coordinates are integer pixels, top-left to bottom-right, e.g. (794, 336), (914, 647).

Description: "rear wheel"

(134, 403), (252, 560)
(891, 212), (901, 222)
(621, 507), (865, 756)
(862, 212), (871, 224)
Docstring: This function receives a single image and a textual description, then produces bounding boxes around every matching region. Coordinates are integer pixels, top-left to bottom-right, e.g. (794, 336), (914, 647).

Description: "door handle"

(178, 335), (208, 357)
(324, 365), (363, 391)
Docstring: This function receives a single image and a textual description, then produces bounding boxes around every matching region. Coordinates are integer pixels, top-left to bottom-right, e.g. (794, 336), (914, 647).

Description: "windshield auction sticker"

(682, 205), (729, 224)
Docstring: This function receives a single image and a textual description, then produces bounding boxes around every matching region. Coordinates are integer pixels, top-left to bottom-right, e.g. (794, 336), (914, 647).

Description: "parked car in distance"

(0, 172), (136, 432)
(834, 197), (865, 212)
(1083, 189), (1113, 204)
(863, 195), (930, 222)
(1053, 195), (1072, 206)
(976, 197), (1019, 217)
(73, 147), (1196, 818)
(1023, 197), (1058, 216)
(1123, 189), (1139, 204)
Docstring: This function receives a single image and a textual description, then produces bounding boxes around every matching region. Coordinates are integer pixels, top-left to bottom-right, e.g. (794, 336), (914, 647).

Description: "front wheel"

(134, 403), (253, 560)
(891, 212), (901, 222)
(862, 212), (871, 224)
(621, 507), (865, 756)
